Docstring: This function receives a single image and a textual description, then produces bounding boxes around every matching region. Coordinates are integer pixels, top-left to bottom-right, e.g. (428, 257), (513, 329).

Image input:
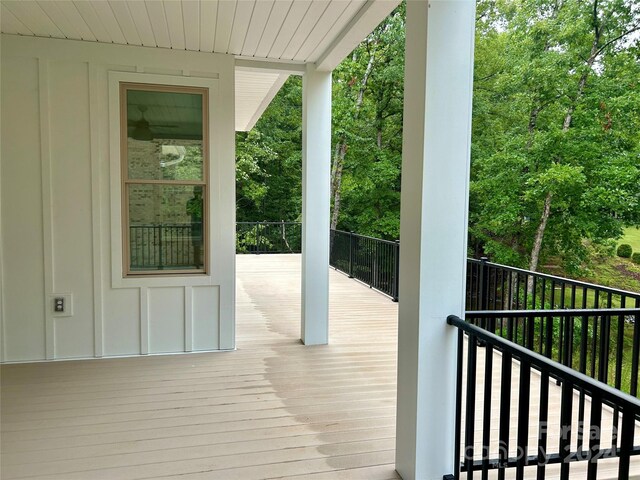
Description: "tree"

(470, 0), (640, 273)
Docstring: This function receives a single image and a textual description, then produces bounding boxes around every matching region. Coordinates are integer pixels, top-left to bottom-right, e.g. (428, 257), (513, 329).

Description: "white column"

(301, 63), (331, 345)
(395, 1), (476, 480)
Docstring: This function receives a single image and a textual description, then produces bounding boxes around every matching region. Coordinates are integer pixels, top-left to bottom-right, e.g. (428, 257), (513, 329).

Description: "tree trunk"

(526, 28), (601, 278)
(330, 49), (376, 230)
(529, 191), (553, 274)
(330, 143), (347, 230)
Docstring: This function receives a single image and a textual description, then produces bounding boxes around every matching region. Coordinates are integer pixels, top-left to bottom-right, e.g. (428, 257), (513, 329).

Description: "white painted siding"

(0, 34), (236, 362)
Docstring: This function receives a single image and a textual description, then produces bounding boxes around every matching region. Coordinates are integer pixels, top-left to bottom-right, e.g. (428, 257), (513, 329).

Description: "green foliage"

(235, 78), (303, 222)
(235, 0), (640, 285)
(329, 4), (405, 239)
(469, 0), (640, 272)
(632, 253), (640, 265)
(617, 244), (633, 258)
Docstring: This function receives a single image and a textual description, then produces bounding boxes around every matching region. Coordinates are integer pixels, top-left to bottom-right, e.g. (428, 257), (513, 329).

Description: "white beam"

(315, 0), (401, 72)
(235, 58), (306, 76)
(395, 1), (476, 479)
(301, 63), (331, 346)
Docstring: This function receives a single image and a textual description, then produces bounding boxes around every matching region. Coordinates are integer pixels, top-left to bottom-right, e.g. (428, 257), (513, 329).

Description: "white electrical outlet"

(49, 293), (73, 317)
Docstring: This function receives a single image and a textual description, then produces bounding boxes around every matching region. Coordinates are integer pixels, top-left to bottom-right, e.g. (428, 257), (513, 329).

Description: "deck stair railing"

(448, 314), (640, 480)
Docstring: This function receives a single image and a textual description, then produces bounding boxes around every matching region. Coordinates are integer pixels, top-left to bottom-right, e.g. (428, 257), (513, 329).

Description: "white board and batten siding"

(0, 34), (236, 362)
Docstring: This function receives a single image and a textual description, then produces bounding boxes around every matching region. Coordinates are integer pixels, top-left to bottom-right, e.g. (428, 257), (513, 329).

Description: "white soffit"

(235, 69), (289, 131)
(1, 0), (400, 130)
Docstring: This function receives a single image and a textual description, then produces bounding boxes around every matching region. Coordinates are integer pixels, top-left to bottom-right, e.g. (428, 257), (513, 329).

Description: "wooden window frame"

(120, 82), (210, 277)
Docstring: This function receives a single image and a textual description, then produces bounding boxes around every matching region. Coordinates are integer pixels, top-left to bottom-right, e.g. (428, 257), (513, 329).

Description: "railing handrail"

(467, 308), (640, 318)
(332, 228), (399, 246)
(469, 257), (640, 300)
(447, 314), (640, 410)
(236, 221), (301, 225)
(235, 222), (640, 303)
(130, 223), (196, 227)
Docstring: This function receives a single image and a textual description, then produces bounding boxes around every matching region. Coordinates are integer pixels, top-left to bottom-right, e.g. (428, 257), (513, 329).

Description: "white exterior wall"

(0, 35), (236, 362)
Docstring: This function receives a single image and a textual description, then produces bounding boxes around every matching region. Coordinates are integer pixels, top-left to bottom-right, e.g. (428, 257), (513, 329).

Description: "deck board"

(1, 254), (638, 479)
(1, 255), (399, 479)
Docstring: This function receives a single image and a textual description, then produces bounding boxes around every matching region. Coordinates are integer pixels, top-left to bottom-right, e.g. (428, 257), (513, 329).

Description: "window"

(120, 83), (208, 276)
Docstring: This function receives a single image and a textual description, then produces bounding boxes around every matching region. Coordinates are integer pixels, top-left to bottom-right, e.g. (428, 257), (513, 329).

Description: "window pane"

(126, 89), (204, 181)
(128, 184), (204, 271)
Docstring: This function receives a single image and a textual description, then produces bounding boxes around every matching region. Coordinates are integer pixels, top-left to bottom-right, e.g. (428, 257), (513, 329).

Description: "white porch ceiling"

(1, 0), (399, 130)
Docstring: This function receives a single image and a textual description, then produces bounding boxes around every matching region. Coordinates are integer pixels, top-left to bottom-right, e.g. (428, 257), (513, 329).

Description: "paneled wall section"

(0, 35), (236, 362)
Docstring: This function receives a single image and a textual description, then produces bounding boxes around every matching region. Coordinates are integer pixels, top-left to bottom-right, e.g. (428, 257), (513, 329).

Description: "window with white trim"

(121, 83), (208, 276)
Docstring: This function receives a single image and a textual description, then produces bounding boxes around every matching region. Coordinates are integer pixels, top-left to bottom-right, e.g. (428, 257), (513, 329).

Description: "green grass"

(580, 256), (640, 294)
(619, 227), (640, 252)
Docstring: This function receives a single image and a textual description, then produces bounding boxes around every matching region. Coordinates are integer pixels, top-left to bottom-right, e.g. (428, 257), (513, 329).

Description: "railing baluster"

(498, 350), (512, 480)
(481, 341), (493, 480)
(618, 403), (635, 479)
(465, 334), (478, 479)
(586, 392), (602, 480)
(455, 329), (464, 479)
(516, 359), (531, 480)
(536, 370), (549, 480)
(559, 380), (573, 480)
(631, 305), (640, 397)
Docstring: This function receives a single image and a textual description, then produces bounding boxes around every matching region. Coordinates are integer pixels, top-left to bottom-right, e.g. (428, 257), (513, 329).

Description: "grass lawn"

(569, 227), (640, 296)
(619, 227), (640, 252)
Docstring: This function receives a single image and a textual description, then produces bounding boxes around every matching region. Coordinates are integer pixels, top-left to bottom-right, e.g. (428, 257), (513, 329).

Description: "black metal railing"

(236, 221), (302, 254)
(130, 224), (201, 269)
(329, 229), (400, 300)
(235, 223), (640, 309)
(467, 309), (640, 398)
(448, 314), (640, 480)
(468, 257), (640, 311)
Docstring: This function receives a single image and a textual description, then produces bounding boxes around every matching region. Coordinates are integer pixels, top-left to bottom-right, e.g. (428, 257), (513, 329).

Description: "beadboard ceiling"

(1, 0), (399, 131)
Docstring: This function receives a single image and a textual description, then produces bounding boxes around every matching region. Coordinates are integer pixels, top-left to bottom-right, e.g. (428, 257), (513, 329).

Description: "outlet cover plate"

(49, 293), (73, 317)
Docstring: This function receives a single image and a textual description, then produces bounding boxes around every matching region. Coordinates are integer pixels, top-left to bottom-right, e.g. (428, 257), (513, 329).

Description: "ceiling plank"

(36, 1), (81, 39)
(240, 0), (273, 57)
(199, 0), (218, 52)
(294, 0), (352, 62)
(53, 1), (97, 41)
(267, 0), (311, 59)
(280, 0), (329, 60)
(72, 1), (113, 43)
(227, 0), (254, 55)
(253, 0), (292, 58)
(3, 0), (65, 38)
(213, 0), (235, 54)
(305, 0), (365, 62)
(181, 0), (200, 51)
(315, 0), (400, 71)
(162, 0), (185, 50)
(0, 4), (32, 35)
(145, 0), (172, 48)
(107, 0), (142, 45)
(127, 0), (157, 46)
(88, 1), (127, 44)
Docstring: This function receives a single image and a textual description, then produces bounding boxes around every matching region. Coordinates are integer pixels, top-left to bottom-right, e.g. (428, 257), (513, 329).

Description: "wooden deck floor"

(1, 254), (638, 479)
(1, 255), (400, 480)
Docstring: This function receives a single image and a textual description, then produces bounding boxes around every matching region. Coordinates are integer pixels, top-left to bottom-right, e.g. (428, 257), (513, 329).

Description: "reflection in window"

(121, 83), (208, 275)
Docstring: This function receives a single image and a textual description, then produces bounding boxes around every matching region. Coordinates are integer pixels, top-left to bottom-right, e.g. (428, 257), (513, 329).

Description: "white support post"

(301, 63), (331, 345)
(395, 1), (476, 480)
